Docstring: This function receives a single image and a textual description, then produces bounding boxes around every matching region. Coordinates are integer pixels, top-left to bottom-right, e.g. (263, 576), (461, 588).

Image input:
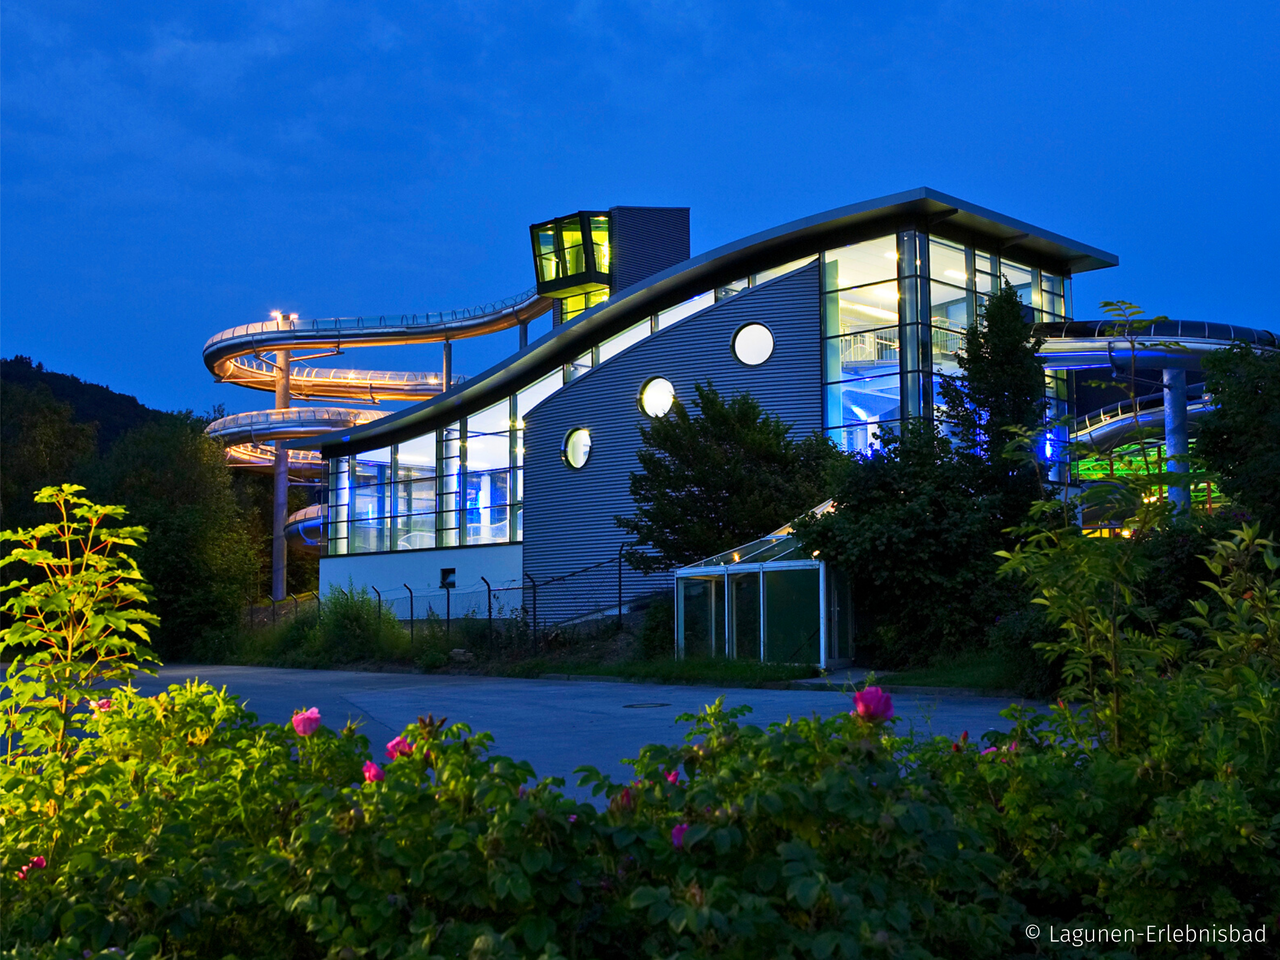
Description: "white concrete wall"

(320, 544), (523, 619)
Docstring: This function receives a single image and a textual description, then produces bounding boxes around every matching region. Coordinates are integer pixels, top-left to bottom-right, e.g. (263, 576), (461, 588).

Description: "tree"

(938, 278), (1047, 462)
(616, 383), (842, 573)
(1197, 342), (1280, 537)
(85, 415), (259, 660)
(796, 421), (1014, 666)
(0, 380), (98, 530)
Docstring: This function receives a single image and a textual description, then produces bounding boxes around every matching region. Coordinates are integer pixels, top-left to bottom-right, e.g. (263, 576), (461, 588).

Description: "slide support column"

(272, 349), (292, 601)
(1163, 367), (1189, 515)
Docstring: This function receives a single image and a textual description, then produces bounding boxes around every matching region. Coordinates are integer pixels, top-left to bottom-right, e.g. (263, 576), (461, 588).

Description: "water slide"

(202, 288), (552, 550)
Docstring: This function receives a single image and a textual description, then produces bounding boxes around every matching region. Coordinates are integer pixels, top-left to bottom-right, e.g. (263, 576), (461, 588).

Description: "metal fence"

(242, 547), (654, 656)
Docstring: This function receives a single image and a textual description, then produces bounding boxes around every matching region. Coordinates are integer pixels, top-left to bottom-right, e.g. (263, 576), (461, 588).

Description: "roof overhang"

(303, 188), (1118, 457)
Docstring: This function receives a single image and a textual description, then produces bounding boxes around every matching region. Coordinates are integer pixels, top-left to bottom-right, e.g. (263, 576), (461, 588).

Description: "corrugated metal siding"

(610, 207), (691, 295)
(524, 262), (822, 619)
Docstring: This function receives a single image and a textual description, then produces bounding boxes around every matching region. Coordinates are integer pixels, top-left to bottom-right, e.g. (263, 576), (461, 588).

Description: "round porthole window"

(563, 428), (592, 469)
(638, 377), (676, 418)
(732, 323), (775, 365)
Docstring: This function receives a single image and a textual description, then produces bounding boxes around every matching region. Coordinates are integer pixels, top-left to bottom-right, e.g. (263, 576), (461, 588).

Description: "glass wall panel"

(438, 424), (461, 547)
(822, 237), (898, 291)
(825, 374), (900, 453)
(517, 371), (561, 424)
(680, 578), (719, 659)
(826, 567), (854, 662)
(590, 215), (610, 273)
(764, 569), (820, 663)
(349, 447), (391, 553)
(1001, 260), (1035, 309)
(465, 400), (512, 545)
(1040, 271), (1066, 319)
(822, 281), (901, 335)
(730, 573), (761, 661)
(929, 238), (968, 286)
(752, 255), (817, 286)
(824, 325), (898, 381)
(564, 352), (593, 383)
(560, 216), (584, 275)
(466, 469), (510, 544)
(534, 225), (558, 282)
(657, 291), (714, 329)
(327, 456), (350, 555)
(393, 431), (435, 551)
(930, 281), (970, 375)
(598, 319), (649, 363)
(715, 278), (749, 301)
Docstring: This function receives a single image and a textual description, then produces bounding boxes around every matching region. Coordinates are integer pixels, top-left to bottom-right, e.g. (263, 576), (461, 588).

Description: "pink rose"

(853, 687), (894, 722)
(362, 760), (384, 782)
(385, 736), (414, 760)
(291, 707), (321, 737)
(665, 770), (680, 785)
(671, 823), (690, 848)
(981, 747), (997, 756)
(93, 698), (112, 712)
(16, 855), (46, 880)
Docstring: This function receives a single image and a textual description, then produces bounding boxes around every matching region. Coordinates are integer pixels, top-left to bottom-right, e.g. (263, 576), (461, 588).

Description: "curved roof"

(302, 187), (1122, 457)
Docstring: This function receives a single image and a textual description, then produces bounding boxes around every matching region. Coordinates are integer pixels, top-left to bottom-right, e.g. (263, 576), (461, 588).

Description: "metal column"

(442, 341), (453, 392)
(1163, 367), (1190, 515)
(271, 348), (291, 601)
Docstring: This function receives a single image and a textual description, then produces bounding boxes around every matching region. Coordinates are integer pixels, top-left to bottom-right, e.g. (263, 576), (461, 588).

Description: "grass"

(494, 657), (820, 687)
(882, 648), (1019, 691)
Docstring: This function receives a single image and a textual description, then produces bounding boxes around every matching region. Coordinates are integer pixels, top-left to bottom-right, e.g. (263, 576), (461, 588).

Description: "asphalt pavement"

(131, 666), (1029, 800)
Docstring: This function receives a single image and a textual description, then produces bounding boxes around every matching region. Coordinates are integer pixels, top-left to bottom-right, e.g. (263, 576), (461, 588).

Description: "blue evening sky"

(2, 1), (1276, 415)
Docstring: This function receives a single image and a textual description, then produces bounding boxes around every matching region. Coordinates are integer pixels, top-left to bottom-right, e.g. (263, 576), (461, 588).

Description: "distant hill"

(0, 355), (173, 451)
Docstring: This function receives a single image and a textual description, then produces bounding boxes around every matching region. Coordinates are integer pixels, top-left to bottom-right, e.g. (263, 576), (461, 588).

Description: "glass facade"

(822, 232), (1073, 453)
(327, 402), (516, 555)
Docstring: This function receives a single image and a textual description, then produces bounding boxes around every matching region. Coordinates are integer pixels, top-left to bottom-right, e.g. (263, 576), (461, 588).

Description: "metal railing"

(204, 288), (540, 350)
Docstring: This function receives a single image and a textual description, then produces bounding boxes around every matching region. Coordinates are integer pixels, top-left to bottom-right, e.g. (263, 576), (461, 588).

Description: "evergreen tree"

(937, 278), (1047, 465)
(617, 383), (841, 573)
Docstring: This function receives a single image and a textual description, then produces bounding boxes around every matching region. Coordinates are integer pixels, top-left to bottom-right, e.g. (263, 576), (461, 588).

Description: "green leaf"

(787, 876), (822, 910)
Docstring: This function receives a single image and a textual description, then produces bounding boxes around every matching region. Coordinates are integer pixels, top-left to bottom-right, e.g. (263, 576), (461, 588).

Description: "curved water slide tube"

(1037, 319), (1277, 450)
(202, 288), (553, 550)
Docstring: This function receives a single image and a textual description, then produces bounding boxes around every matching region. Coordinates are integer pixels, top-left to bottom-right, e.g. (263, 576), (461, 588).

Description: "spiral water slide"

(202, 289), (552, 559)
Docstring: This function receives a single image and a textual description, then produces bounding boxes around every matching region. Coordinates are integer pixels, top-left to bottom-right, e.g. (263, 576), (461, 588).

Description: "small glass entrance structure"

(674, 502), (854, 667)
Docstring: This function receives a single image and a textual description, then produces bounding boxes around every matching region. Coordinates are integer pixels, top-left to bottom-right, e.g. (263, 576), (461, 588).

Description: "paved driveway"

(135, 666), (1029, 800)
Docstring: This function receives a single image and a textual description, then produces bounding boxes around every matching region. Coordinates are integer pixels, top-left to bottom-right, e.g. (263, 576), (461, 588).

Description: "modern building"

(202, 188), (1277, 660)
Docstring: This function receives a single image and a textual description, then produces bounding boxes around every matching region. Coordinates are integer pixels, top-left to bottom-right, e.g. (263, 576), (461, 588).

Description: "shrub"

(0, 485), (158, 762)
(987, 606), (1062, 698)
(638, 594), (675, 660)
(235, 582), (411, 668)
(4, 487), (1279, 958)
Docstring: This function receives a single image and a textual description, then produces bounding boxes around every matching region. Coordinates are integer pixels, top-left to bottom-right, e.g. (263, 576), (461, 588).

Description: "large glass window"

(822, 238), (898, 291)
(822, 236), (900, 453)
(820, 232), (1073, 455)
(395, 432), (436, 551)
(465, 401), (512, 545)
